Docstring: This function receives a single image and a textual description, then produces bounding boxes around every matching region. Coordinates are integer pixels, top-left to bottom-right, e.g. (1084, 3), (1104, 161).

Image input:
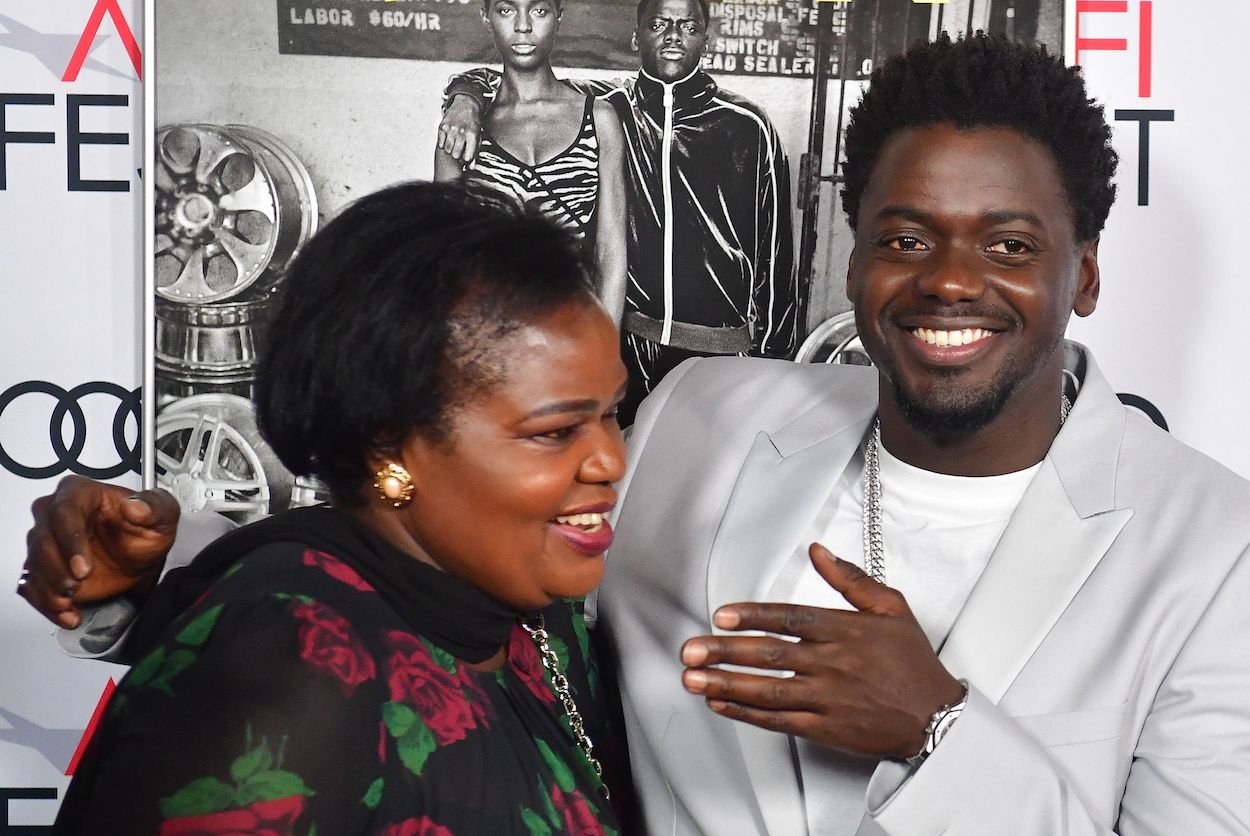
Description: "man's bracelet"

(906, 678), (969, 769)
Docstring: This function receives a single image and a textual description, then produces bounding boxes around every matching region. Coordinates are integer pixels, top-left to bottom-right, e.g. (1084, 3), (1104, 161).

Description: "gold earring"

(374, 463), (414, 508)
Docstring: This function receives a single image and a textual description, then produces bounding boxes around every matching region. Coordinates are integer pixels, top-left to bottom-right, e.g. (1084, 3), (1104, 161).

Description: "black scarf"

(125, 505), (519, 665)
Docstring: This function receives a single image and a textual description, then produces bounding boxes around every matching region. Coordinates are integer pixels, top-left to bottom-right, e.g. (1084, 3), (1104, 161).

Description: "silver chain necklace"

(520, 614), (610, 799)
(862, 395), (1072, 584)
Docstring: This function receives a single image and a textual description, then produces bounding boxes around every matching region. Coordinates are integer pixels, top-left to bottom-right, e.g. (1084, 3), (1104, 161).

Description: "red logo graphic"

(62, 0), (141, 82)
(65, 678), (116, 776)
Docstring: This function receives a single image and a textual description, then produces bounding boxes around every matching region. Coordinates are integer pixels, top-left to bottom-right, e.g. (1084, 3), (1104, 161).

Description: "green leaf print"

(159, 776), (235, 818)
(569, 601), (591, 664)
(234, 769), (315, 806)
(361, 777), (383, 809)
(382, 701), (417, 738)
(174, 603), (224, 647)
(127, 646), (166, 688)
(426, 640), (459, 675)
(550, 635), (570, 678)
(396, 716), (437, 776)
(522, 808), (555, 836)
(229, 740), (275, 783)
(538, 776), (561, 828)
(150, 649), (198, 695)
(536, 739), (576, 793)
(273, 593), (316, 605)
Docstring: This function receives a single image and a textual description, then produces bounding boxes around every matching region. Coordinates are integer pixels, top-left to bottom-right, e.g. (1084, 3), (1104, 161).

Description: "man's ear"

(1073, 237), (1100, 318)
(845, 248), (858, 302)
(631, 30), (638, 51)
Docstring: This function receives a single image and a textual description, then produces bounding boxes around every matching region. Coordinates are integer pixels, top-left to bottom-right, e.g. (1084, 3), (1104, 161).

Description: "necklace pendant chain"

(520, 614), (610, 800)
(862, 392), (1073, 587)
(862, 420), (886, 584)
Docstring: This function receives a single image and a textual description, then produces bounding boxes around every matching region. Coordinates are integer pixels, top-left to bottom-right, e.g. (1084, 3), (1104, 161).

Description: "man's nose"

(515, 12), (531, 32)
(915, 247), (988, 304)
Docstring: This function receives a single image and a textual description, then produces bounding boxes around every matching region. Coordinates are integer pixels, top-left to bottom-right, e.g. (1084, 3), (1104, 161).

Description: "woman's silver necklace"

(861, 395), (1072, 584)
(520, 614), (610, 799)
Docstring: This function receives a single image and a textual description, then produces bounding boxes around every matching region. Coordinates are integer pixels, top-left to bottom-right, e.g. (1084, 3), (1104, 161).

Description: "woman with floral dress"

(55, 182), (628, 835)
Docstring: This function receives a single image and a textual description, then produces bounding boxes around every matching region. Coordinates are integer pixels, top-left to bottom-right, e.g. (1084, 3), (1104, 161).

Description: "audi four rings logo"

(0, 381), (141, 479)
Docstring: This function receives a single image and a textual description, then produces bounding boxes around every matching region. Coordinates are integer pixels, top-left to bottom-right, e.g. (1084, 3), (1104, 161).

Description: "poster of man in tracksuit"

(441, 0), (801, 426)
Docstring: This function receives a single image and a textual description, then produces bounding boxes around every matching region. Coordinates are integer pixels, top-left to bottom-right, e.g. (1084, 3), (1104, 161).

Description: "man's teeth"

(912, 327), (993, 347)
(555, 512), (605, 527)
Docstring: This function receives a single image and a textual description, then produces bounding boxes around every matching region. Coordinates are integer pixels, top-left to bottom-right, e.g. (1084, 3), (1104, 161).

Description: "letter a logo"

(62, 0), (142, 82)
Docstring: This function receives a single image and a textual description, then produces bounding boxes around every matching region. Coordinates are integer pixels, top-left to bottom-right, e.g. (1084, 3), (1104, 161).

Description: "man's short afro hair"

(841, 33), (1118, 243)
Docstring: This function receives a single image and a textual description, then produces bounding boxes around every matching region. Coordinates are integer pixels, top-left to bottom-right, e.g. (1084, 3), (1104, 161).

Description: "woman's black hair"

(253, 180), (597, 505)
(841, 33), (1118, 243)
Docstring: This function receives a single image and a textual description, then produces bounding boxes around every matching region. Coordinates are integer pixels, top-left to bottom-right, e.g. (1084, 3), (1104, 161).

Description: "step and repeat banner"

(1065, 0), (1250, 478)
(0, 0), (143, 826)
(0, 0), (1246, 827)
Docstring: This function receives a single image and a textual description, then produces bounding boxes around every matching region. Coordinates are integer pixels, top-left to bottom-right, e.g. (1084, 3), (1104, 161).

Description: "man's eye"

(497, 6), (514, 14)
(884, 236), (927, 252)
(679, 21), (700, 35)
(987, 238), (1030, 255)
(533, 7), (548, 15)
(649, 18), (666, 30)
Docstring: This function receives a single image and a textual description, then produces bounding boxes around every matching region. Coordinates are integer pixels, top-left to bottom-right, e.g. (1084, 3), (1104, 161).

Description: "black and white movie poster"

(150, 0), (1064, 516)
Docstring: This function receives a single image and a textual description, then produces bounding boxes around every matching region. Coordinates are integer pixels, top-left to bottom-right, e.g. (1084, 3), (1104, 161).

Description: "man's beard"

(890, 364), (1019, 439)
(882, 331), (1064, 442)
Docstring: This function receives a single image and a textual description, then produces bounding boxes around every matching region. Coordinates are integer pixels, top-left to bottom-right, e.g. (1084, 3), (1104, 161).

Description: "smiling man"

(19, 34), (1250, 836)
(600, 33), (1250, 834)
(439, 0), (802, 427)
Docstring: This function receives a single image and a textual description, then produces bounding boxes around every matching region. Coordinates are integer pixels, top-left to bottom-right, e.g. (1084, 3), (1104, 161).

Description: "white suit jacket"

(598, 342), (1250, 835)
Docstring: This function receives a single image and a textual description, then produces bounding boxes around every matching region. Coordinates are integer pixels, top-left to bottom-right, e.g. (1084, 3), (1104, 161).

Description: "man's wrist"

(905, 678), (969, 769)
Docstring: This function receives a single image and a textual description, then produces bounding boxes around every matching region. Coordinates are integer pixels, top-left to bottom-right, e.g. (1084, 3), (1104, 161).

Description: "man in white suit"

(19, 34), (1250, 835)
(597, 34), (1250, 834)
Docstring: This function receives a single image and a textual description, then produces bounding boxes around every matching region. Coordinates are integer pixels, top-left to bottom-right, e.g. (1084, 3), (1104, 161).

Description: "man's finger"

(809, 542), (912, 617)
(682, 667), (819, 712)
(709, 601), (852, 641)
(25, 525), (79, 595)
(118, 488), (180, 534)
(681, 634), (811, 671)
(704, 700), (822, 737)
(461, 127), (478, 163)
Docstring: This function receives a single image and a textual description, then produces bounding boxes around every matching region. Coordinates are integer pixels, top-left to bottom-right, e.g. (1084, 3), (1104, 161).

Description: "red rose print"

(378, 817), (454, 836)
(508, 625), (556, 705)
(159, 795), (305, 836)
(457, 667), (492, 729)
(550, 785), (604, 836)
(292, 601), (377, 695)
(303, 549), (374, 592)
(384, 632), (478, 745)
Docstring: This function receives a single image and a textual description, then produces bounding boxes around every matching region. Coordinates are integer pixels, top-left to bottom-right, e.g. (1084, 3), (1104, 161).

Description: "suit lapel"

(939, 346), (1134, 702)
(706, 393), (875, 836)
(937, 459), (1132, 700)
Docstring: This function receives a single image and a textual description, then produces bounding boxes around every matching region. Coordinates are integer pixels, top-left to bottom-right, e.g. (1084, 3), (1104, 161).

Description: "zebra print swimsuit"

(464, 94), (600, 249)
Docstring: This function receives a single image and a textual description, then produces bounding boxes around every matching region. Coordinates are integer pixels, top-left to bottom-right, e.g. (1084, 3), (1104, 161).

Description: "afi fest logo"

(63, 0), (142, 81)
(0, 0), (141, 82)
(0, 0), (143, 190)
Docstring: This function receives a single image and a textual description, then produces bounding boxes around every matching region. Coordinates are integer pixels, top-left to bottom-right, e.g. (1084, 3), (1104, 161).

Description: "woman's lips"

(550, 516), (615, 556)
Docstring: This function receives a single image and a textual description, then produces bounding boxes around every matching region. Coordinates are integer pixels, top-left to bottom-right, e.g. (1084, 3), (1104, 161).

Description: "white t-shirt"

(762, 439), (1040, 835)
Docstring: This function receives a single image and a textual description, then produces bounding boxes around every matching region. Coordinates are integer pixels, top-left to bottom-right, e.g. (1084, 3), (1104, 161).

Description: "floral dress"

(56, 508), (622, 835)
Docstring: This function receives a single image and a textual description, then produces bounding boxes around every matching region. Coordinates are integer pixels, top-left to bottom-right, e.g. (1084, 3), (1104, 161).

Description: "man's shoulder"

(706, 84), (780, 130)
(1118, 410), (1250, 506)
(638, 356), (875, 442)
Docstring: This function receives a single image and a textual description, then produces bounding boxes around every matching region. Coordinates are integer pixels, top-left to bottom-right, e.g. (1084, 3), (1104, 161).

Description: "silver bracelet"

(906, 678), (969, 769)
